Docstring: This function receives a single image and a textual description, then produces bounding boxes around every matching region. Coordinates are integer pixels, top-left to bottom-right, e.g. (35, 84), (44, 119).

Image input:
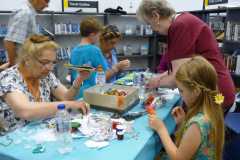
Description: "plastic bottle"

(55, 104), (72, 154)
(133, 72), (138, 86)
(138, 73), (145, 102)
(96, 65), (106, 86)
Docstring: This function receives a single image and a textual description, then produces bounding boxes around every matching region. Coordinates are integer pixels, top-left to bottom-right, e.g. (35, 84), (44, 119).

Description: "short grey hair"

(137, 0), (175, 22)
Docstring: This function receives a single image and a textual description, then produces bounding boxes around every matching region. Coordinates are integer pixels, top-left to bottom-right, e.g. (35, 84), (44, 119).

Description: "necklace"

(18, 64), (42, 102)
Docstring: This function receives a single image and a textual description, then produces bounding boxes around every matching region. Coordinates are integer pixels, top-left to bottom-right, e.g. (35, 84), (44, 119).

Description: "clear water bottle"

(133, 72), (139, 86)
(96, 65), (106, 85)
(55, 104), (72, 154)
(138, 73), (145, 103)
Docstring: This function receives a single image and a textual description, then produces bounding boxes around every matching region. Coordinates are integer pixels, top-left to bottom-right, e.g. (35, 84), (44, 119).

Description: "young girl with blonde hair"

(149, 56), (224, 160)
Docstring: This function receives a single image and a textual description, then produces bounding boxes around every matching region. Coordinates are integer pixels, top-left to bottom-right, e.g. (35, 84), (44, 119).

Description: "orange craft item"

(146, 107), (156, 115)
(117, 96), (124, 108)
(144, 95), (155, 106)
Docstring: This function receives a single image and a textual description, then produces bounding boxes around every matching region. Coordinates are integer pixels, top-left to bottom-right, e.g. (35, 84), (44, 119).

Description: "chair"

(223, 93), (240, 160)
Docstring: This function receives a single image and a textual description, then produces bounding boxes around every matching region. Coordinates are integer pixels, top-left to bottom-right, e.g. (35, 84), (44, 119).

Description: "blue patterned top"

(105, 49), (118, 83)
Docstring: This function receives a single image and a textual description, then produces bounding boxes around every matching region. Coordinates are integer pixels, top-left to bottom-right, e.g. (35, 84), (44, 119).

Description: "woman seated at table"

(0, 35), (90, 135)
(99, 25), (130, 83)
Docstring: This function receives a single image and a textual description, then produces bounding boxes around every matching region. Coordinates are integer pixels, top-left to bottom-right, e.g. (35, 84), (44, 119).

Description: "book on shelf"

(236, 55), (240, 75)
(223, 54), (240, 75)
(158, 42), (167, 55)
(54, 23), (80, 35)
(0, 49), (7, 65)
(226, 21), (240, 42)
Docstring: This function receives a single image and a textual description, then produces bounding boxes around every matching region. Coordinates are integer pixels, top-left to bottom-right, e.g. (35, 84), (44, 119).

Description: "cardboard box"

(83, 84), (139, 113)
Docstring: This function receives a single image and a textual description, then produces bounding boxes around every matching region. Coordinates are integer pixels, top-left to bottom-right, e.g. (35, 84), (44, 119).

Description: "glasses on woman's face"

(35, 58), (56, 68)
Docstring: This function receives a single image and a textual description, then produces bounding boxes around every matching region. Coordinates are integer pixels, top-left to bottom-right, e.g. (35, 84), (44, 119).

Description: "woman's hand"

(145, 76), (160, 89)
(0, 62), (9, 71)
(66, 101), (90, 115)
(148, 113), (165, 132)
(171, 106), (185, 125)
(117, 59), (130, 71)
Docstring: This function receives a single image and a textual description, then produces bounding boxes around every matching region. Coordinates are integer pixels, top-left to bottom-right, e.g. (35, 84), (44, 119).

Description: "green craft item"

(71, 122), (81, 129)
(32, 144), (45, 154)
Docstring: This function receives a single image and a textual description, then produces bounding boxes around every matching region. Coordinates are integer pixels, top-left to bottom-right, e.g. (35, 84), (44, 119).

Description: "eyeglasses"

(35, 58), (56, 68)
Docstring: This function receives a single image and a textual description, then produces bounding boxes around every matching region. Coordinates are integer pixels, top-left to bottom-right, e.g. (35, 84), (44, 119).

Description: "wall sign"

(62, 0), (99, 13)
(208, 0), (228, 5)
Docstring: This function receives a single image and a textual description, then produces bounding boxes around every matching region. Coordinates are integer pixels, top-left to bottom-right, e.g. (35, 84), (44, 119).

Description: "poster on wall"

(62, 0), (99, 13)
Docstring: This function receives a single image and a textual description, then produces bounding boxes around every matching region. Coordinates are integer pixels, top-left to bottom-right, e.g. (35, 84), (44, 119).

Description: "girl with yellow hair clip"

(149, 56), (224, 160)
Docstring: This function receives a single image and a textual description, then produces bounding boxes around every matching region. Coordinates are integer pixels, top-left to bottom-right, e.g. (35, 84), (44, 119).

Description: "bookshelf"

(188, 7), (240, 88)
(103, 13), (158, 71)
(223, 8), (240, 88)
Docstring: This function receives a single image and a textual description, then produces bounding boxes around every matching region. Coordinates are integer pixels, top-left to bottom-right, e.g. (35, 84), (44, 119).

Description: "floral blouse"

(0, 65), (60, 135)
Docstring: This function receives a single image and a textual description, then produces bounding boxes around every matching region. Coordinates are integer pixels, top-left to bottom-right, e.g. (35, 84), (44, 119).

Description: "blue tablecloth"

(0, 95), (180, 160)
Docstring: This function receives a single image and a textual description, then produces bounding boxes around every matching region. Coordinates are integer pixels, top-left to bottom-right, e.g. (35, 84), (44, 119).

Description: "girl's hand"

(171, 106), (185, 125)
(148, 114), (165, 132)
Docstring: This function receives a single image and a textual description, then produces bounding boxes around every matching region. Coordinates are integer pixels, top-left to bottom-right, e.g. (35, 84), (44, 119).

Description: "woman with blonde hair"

(137, 0), (235, 113)
(99, 25), (130, 83)
(0, 35), (90, 135)
(149, 56), (224, 160)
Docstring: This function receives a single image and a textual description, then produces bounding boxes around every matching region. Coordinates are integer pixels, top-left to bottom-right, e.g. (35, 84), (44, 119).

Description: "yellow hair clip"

(214, 93), (224, 105)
